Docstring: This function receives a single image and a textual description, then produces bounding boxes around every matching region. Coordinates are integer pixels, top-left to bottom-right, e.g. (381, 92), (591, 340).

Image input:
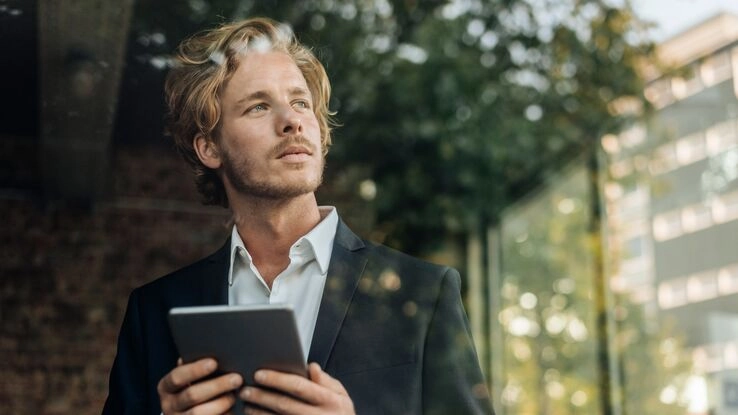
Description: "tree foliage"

(119, 0), (655, 254)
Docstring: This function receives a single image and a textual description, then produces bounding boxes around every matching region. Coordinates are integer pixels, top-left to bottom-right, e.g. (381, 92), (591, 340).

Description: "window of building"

(681, 203), (713, 233)
(650, 142), (679, 175)
(676, 132), (707, 166)
(630, 283), (655, 304)
(687, 270), (719, 303)
(618, 185), (648, 219)
(701, 51), (732, 87)
(706, 120), (738, 156)
(620, 125), (647, 149)
(653, 210), (683, 241)
(620, 270), (652, 289)
(622, 235), (645, 260)
(732, 46), (738, 97)
(714, 190), (738, 223)
(671, 68), (703, 100)
(718, 263), (738, 296)
(658, 278), (688, 309)
(722, 341), (738, 370)
(645, 78), (674, 109)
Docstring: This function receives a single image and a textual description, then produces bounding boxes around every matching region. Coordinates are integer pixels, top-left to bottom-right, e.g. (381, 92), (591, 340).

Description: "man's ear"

(193, 135), (222, 169)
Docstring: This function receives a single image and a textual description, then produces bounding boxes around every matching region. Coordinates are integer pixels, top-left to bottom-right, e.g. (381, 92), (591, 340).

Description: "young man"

(103, 18), (493, 415)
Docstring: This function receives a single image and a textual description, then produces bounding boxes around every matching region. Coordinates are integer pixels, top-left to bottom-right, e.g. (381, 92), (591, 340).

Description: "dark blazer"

(103, 220), (494, 414)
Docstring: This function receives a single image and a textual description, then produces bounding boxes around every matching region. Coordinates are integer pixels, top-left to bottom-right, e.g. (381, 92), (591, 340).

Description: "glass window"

(701, 51), (732, 86)
(718, 263), (738, 296)
(658, 278), (688, 309)
(620, 125), (647, 149)
(681, 203), (713, 233)
(671, 69), (703, 99)
(653, 210), (683, 241)
(645, 78), (674, 109)
(687, 270), (719, 303)
(490, 166), (603, 414)
(650, 143), (679, 175)
(706, 120), (738, 156)
(713, 190), (738, 223)
(676, 133), (707, 166)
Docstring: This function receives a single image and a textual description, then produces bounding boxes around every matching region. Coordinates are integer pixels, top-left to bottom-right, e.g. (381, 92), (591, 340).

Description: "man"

(103, 17), (493, 415)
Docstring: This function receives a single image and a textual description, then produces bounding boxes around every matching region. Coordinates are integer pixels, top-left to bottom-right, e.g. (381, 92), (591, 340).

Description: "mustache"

(269, 136), (318, 158)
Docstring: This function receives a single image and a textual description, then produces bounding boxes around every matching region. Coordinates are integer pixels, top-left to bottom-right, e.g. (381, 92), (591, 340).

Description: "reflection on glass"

(492, 166), (602, 414)
(601, 14), (738, 415)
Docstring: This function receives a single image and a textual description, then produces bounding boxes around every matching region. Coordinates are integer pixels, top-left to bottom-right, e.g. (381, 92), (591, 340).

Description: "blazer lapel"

(308, 220), (367, 366)
(198, 238), (231, 306)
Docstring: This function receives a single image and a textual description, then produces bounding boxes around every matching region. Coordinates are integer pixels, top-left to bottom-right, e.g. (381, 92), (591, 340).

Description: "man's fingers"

(241, 385), (312, 415)
(243, 404), (277, 415)
(159, 358), (217, 393)
(251, 369), (326, 404)
(157, 358), (244, 414)
(308, 363), (348, 395)
(190, 391), (240, 415)
(174, 373), (243, 410)
(242, 368), (355, 415)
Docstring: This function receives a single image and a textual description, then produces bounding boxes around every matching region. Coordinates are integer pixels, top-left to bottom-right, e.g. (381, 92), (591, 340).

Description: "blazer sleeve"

(102, 289), (148, 415)
(422, 268), (495, 415)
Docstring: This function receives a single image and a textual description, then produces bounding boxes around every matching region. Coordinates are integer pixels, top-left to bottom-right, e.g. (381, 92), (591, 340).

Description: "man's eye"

(294, 100), (309, 109)
(249, 104), (267, 113)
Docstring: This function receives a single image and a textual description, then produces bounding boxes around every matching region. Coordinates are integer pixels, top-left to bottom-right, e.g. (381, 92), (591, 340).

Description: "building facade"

(603, 12), (738, 415)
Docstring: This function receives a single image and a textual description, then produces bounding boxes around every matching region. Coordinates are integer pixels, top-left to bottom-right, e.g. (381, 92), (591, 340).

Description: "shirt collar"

(302, 206), (338, 274)
(228, 206), (339, 285)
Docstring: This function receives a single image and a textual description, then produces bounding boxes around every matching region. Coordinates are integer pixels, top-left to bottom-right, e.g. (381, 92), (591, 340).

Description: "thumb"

(308, 362), (323, 382)
(308, 363), (348, 394)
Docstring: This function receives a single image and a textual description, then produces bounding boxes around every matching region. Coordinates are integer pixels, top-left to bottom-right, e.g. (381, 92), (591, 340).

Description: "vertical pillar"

(37, 0), (134, 203)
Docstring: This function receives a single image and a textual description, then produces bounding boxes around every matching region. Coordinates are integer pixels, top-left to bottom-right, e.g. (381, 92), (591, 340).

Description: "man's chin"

(233, 179), (322, 200)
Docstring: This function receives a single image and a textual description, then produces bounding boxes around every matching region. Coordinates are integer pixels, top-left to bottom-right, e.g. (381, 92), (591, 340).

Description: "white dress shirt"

(227, 206), (338, 358)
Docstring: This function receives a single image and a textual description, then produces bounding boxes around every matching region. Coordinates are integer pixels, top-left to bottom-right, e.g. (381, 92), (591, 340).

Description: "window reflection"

(491, 166), (603, 414)
(490, 14), (738, 414)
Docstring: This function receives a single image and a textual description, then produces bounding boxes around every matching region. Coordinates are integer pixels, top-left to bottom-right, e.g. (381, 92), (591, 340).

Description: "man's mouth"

(277, 145), (313, 159)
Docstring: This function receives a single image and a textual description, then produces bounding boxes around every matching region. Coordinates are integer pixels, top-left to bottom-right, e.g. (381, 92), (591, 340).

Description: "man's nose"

(280, 110), (302, 136)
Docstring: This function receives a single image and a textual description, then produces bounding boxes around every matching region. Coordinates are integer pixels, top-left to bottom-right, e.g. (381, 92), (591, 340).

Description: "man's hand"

(158, 357), (244, 415)
(239, 363), (355, 415)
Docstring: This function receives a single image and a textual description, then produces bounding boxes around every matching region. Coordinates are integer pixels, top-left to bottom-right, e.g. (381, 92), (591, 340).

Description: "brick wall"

(1, 140), (231, 414)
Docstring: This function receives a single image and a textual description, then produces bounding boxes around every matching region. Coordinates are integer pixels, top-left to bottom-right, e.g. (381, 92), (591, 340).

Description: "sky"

(631, 0), (738, 41)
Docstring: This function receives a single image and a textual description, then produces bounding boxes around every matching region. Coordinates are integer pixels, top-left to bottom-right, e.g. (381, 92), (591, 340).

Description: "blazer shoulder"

(362, 239), (457, 282)
(136, 239), (230, 296)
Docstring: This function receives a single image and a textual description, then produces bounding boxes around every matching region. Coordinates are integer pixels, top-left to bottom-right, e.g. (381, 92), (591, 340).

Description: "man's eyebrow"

(288, 86), (311, 97)
(235, 87), (311, 106)
(236, 90), (270, 106)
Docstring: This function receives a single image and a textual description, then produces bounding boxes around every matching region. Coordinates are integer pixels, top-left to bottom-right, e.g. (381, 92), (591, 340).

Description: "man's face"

(214, 50), (324, 200)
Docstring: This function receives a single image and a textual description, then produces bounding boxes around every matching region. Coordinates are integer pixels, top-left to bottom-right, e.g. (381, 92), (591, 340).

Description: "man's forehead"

(238, 53), (306, 82)
(225, 52), (311, 101)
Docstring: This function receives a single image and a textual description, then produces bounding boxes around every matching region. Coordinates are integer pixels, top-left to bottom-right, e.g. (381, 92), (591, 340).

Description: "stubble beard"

(221, 147), (325, 200)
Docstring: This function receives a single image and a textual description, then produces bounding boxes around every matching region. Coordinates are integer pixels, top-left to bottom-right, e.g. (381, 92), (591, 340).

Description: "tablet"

(168, 304), (308, 384)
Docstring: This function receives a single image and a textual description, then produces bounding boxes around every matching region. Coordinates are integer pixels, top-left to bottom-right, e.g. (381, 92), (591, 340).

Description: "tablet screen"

(168, 304), (308, 382)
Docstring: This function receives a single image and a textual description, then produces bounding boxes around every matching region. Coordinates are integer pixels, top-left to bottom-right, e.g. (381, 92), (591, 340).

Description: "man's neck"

(230, 192), (322, 286)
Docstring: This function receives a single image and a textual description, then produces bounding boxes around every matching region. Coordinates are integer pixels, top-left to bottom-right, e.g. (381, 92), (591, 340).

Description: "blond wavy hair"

(164, 17), (335, 207)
